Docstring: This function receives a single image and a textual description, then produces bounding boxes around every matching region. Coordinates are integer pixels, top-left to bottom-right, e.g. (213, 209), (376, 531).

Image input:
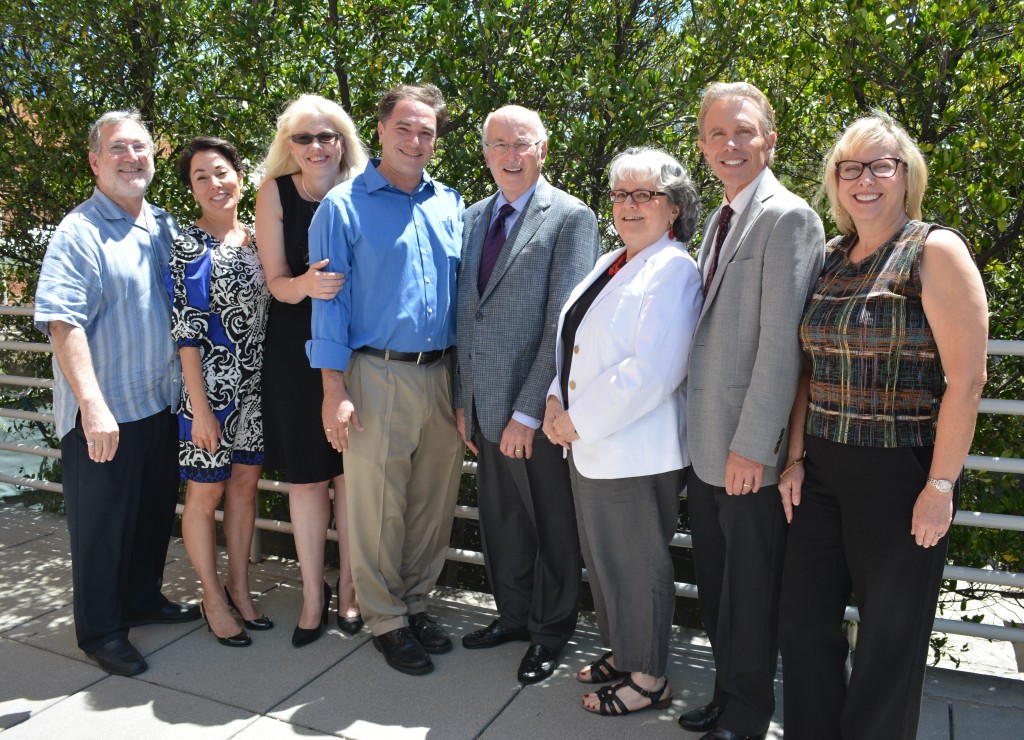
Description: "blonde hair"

(258, 95), (368, 182)
(821, 112), (927, 235)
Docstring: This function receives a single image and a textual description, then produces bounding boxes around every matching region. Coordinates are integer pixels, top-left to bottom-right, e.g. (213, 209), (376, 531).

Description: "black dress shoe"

(292, 582), (331, 648)
(373, 627), (433, 675)
(462, 619), (530, 650)
(517, 643), (558, 684)
(200, 603), (252, 647)
(700, 729), (766, 740)
(408, 612), (452, 654)
(126, 600), (201, 627)
(224, 586), (274, 630)
(678, 702), (725, 732)
(86, 637), (147, 676)
(337, 613), (364, 635)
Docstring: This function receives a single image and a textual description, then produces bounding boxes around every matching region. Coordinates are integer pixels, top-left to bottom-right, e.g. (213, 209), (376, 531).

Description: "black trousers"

(779, 435), (955, 740)
(62, 409), (179, 651)
(474, 427), (580, 651)
(688, 470), (788, 737)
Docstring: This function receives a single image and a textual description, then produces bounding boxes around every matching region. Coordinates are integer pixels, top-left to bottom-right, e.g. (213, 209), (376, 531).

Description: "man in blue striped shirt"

(34, 110), (199, 677)
(309, 84), (465, 676)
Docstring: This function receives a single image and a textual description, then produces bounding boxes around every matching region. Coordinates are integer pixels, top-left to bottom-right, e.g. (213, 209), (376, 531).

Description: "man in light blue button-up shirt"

(34, 111), (199, 676)
(308, 84), (465, 676)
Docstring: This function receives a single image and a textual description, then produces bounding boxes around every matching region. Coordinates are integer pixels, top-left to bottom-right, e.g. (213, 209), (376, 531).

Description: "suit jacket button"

(573, 345), (580, 354)
(568, 380), (576, 390)
(475, 311), (483, 320)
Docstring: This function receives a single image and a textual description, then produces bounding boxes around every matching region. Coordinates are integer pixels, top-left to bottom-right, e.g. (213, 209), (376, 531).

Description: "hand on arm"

(321, 369), (363, 452)
(255, 179), (345, 304)
(911, 229), (988, 548)
(49, 321), (118, 462)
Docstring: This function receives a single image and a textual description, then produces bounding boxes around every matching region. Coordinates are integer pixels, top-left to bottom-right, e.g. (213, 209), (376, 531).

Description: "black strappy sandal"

(577, 651), (628, 684)
(583, 675), (672, 716)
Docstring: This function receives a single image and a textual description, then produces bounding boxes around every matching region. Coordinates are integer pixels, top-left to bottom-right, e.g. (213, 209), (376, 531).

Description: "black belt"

(356, 346), (451, 365)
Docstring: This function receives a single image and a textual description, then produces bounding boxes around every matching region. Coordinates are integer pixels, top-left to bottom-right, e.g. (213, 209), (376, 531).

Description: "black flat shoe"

(679, 702), (725, 732)
(373, 627), (433, 675)
(518, 643), (558, 684)
(337, 613), (364, 635)
(408, 612), (452, 653)
(86, 637), (147, 676)
(125, 600), (201, 627)
(200, 603), (251, 647)
(462, 618), (530, 650)
(224, 586), (274, 630)
(699, 729), (766, 740)
(292, 581), (330, 648)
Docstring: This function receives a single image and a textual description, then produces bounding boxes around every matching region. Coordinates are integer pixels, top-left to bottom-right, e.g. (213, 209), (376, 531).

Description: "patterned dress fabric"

(169, 224), (270, 481)
(800, 220), (948, 448)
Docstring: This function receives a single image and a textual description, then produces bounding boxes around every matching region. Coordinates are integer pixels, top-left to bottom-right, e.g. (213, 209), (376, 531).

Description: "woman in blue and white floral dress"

(168, 137), (271, 646)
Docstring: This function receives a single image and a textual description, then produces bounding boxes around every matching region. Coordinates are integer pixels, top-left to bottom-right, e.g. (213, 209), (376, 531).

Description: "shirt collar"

(720, 167), (768, 218)
(364, 157), (436, 195)
(90, 187), (148, 222)
(494, 180), (538, 215)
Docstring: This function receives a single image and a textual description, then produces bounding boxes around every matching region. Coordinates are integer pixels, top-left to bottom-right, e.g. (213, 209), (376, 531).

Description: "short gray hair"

(608, 147), (700, 243)
(88, 110), (153, 154)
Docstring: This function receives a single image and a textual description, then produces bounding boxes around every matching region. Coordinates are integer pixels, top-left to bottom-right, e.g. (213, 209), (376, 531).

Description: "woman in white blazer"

(543, 147), (703, 716)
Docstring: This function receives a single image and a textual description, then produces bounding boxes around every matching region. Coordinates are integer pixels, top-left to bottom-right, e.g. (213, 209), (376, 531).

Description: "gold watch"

(926, 477), (954, 494)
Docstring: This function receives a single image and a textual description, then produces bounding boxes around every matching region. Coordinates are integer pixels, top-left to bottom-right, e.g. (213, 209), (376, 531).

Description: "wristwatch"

(926, 477), (955, 493)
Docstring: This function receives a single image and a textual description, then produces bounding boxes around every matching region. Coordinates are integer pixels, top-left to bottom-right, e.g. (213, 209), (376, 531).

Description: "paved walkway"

(1, 504), (1022, 739)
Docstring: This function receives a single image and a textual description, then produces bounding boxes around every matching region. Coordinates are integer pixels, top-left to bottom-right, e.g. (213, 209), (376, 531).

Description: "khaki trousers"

(344, 352), (464, 635)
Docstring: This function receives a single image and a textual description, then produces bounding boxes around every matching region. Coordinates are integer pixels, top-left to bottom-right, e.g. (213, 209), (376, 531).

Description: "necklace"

(300, 175), (322, 204)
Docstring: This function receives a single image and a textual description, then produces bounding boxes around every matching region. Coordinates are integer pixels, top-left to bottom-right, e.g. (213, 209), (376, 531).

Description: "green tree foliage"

(1, 0), (1022, 613)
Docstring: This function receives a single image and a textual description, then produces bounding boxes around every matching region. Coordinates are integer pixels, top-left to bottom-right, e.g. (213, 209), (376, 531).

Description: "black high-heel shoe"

(224, 586), (274, 630)
(200, 603), (252, 647)
(292, 582), (330, 648)
(335, 577), (364, 635)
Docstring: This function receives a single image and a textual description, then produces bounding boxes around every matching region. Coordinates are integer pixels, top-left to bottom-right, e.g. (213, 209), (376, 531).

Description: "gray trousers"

(568, 454), (684, 676)
(475, 428), (580, 651)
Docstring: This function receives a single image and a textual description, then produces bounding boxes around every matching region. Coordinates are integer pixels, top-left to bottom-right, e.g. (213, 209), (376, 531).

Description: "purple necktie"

(703, 204), (734, 296)
(478, 203), (516, 295)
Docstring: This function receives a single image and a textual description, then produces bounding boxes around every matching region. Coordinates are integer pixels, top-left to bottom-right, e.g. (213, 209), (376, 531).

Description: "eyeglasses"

(609, 189), (667, 203)
(484, 140), (542, 156)
(290, 132), (340, 145)
(836, 157), (904, 180)
(107, 142), (151, 156)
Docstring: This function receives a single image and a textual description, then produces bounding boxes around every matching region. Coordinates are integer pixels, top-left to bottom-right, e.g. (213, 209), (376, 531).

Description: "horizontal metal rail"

(2, 307), (1022, 647)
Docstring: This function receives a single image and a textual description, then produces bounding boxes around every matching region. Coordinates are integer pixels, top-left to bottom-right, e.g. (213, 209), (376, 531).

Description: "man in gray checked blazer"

(679, 83), (825, 740)
(456, 105), (599, 684)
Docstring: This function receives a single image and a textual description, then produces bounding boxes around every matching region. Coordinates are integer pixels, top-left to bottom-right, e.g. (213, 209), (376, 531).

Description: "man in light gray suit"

(456, 105), (599, 684)
(679, 83), (825, 740)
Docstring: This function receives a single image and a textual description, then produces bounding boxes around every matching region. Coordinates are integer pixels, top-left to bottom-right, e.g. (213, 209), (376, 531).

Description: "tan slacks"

(343, 352), (464, 635)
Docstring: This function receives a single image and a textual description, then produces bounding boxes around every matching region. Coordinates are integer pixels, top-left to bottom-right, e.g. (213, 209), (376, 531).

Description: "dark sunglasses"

(290, 132), (340, 145)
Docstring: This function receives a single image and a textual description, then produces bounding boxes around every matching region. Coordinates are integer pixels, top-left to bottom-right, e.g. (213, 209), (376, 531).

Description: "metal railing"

(1, 305), (1021, 646)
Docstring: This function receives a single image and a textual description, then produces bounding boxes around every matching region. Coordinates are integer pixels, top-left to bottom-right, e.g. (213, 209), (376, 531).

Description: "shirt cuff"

(512, 411), (541, 429)
(306, 338), (353, 371)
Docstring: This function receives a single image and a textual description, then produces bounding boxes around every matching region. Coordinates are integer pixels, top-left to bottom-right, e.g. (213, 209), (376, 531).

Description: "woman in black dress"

(255, 95), (368, 646)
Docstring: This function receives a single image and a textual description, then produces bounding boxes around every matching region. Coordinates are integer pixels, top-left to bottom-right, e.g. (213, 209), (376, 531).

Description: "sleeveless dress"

(261, 175), (343, 483)
(168, 224), (269, 481)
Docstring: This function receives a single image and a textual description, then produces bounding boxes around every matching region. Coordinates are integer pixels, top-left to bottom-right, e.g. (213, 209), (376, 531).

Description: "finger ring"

(87, 440), (96, 446)
(514, 447), (522, 453)
(742, 483), (751, 488)
(325, 428), (332, 432)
